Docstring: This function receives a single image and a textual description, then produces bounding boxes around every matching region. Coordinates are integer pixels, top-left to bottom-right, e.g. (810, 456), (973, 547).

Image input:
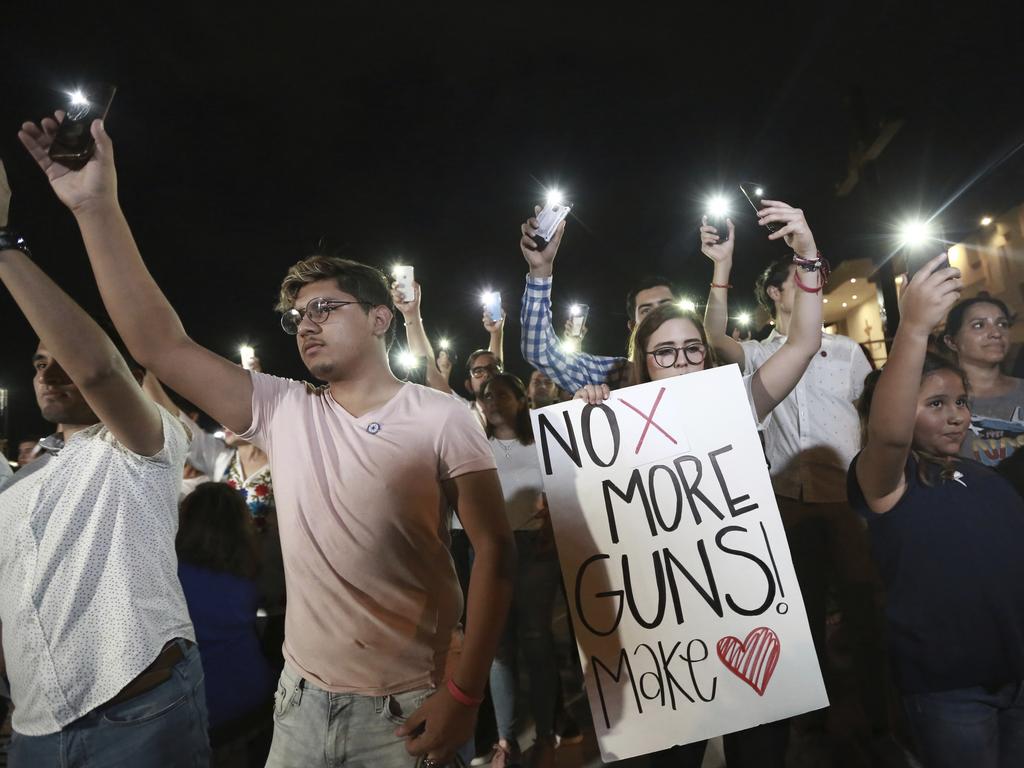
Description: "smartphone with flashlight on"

(705, 211), (730, 244)
(906, 250), (952, 281)
(739, 181), (779, 233)
(567, 303), (589, 337)
(532, 199), (571, 250)
(48, 83), (117, 169)
(482, 291), (503, 323)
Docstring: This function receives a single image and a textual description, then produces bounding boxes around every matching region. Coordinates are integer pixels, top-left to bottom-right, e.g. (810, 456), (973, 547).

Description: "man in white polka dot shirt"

(0, 159), (209, 766)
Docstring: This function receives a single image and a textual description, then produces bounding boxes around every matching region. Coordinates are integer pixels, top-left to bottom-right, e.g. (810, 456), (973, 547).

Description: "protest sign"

(530, 365), (828, 762)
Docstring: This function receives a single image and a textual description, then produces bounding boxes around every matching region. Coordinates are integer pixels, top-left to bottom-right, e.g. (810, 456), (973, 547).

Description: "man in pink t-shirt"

(42, 120), (516, 768)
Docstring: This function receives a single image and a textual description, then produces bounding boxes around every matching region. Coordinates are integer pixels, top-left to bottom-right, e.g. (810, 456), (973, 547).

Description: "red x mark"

(618, 387), (678, 454)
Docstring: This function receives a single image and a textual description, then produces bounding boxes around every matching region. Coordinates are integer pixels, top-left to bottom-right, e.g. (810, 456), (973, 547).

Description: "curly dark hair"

(177, 482), (261, 579)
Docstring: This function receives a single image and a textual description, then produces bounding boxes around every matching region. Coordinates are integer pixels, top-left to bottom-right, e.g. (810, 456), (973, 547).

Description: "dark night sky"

(2, 2), (1023, 444)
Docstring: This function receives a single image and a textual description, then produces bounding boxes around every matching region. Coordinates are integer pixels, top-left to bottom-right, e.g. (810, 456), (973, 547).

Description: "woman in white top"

(478, 373), (558, 768)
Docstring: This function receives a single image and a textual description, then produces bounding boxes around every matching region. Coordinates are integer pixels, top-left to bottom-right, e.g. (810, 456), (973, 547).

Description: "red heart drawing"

(716, 627), (781, 696)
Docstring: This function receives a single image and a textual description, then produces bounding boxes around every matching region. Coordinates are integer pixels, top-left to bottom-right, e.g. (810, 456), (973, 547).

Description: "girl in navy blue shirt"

(850, 253), (1024, 768)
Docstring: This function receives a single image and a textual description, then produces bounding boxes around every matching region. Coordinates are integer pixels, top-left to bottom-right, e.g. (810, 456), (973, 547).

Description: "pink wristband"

(446, 678), (483, 707)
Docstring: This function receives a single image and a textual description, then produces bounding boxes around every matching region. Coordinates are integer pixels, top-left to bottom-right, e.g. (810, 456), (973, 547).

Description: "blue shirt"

(847, 454), (1024, 693)
(178, 563), (275, 728)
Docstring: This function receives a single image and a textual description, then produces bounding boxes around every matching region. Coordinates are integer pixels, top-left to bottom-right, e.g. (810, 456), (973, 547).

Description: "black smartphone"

(48, 83), (117, 168)
(739, 181), (779, 233)
(706, 211), (730, 243)
(906, 250), (951, 281)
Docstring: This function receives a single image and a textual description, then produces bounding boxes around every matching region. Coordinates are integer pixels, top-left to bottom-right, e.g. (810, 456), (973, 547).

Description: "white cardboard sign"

(530, 365), (828, 762)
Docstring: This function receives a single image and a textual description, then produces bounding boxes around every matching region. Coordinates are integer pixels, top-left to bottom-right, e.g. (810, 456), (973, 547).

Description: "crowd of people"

(0, 108), (1021, 768)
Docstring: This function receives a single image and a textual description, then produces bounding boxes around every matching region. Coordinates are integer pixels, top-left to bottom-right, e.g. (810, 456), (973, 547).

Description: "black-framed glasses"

(470, 363), (503, 379)
(280, 297), (372, 335)
(647, 343), (707, 368)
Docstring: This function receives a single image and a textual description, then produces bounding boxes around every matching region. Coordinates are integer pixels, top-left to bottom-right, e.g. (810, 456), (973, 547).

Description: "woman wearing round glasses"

(574, 210), (825, 768)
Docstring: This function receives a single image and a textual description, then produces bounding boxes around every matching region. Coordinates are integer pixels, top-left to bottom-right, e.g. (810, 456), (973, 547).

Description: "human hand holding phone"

(899, 253), (962, 337)
(19, 114), (118, 216)
(520, 206), (566, 278)
(700, 215), (735, 265)
(755, 200), (818, 258)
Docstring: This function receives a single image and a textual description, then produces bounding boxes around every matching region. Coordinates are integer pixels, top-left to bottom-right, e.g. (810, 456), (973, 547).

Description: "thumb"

(726, 218), (736, 236)
(91, 120), (115, 163)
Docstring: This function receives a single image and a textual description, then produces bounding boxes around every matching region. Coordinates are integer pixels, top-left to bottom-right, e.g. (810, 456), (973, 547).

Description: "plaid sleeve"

(520, 274), (627, 392)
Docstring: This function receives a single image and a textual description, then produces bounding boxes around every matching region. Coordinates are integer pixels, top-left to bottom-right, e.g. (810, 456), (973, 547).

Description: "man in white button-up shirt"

(702, 217), (891, 746)
(0, 157), (208, 767)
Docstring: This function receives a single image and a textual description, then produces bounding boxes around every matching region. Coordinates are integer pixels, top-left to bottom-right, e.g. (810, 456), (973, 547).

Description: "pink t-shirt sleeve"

(239, 370), (304, 452)
(436, 399), (497, 480)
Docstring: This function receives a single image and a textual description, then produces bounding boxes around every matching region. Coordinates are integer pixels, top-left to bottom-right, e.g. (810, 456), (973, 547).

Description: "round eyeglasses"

(280, 297), (372, 335)
(647, 343), (707, 368)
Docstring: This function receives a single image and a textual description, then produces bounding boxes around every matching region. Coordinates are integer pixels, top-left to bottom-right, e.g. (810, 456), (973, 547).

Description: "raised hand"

(563, 317), (588, 340)
(900, 253), (963, 336)
(18, 114), (117, 215)
(482, 308), (505, 334)
(391, 279), (422, 320)
(520, 205), (566, 278)
(700, 215), (735, 264)
(437, 349), (453, 380)
(756, 200), (817, 258)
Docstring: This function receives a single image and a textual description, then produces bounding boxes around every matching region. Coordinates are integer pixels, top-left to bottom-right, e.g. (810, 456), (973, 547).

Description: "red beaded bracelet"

(710, 282), (733, 289)
(446, 678), (484, 707)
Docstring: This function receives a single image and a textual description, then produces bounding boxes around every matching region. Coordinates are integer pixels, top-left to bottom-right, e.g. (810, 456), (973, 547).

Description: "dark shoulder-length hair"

(857, 353), (969, 486)
(628, 303), (719, 386)
(481, 373), (534, 446)
(177, 482), (260, 579)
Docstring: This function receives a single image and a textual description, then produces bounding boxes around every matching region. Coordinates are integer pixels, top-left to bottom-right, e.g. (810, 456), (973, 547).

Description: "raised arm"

(746, 202), (823, 422)
(519, 211), (624, 391)
(391, 280), (451, 393)
(0, 160), (163, 455)
(482, 307), (505, 366)
(856, 254), (962, 513)
(701, 216), (746, 366)
(18, 116), (253, 435)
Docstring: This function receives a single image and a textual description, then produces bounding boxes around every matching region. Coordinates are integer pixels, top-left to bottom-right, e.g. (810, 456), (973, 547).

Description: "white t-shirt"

(0, 407), (194, 735)
(489, 437), (545, 531)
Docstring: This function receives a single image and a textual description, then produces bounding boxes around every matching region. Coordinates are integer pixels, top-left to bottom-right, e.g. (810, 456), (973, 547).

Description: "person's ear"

(627, 319), (636, 332)
(943, 334), (959, 354)
(371, 306), (394, 337)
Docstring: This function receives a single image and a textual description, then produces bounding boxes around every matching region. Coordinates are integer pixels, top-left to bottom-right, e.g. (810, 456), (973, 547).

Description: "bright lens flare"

(438, 337), (450, 351)
(561, 338), (579, 354)
(397, 350), (419, 370)
(570, 303), (583, 317)
(754, 187), (764, 197)
(480, 290), (496, 306)
(545, 189), (564, 207)
(981, 216), (993, 226)
(899, 220), (932, 247)
(737, 312), (751, 326)
(677, 298), (697, 313)
(69, 89), (88, 106)
(707, 195), (729, 218)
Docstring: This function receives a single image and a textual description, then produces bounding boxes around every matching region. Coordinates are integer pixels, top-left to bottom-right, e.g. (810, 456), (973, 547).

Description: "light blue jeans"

(489, 530), (561, 743)
(903, 680), (1024, 768)
(9, 639), (210, 768)
(265, 663), (433, 767)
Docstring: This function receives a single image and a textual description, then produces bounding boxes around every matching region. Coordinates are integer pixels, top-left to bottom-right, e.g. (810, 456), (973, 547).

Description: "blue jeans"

(489, 530), (561, 743)
(903, 681), (1024, 768)
(265, 663), (432, 767)
(9, 639), (210, 768)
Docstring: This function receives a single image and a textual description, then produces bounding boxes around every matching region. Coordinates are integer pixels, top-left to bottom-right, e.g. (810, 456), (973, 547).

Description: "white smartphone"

(568, 303), (589, 336)
(482, 291), (503, 323)
(533, 201), (571, 249)
(392, 265), (415, 303)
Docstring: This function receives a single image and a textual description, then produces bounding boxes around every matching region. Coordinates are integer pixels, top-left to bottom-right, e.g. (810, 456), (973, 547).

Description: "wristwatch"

(0, 229), (31, 257)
